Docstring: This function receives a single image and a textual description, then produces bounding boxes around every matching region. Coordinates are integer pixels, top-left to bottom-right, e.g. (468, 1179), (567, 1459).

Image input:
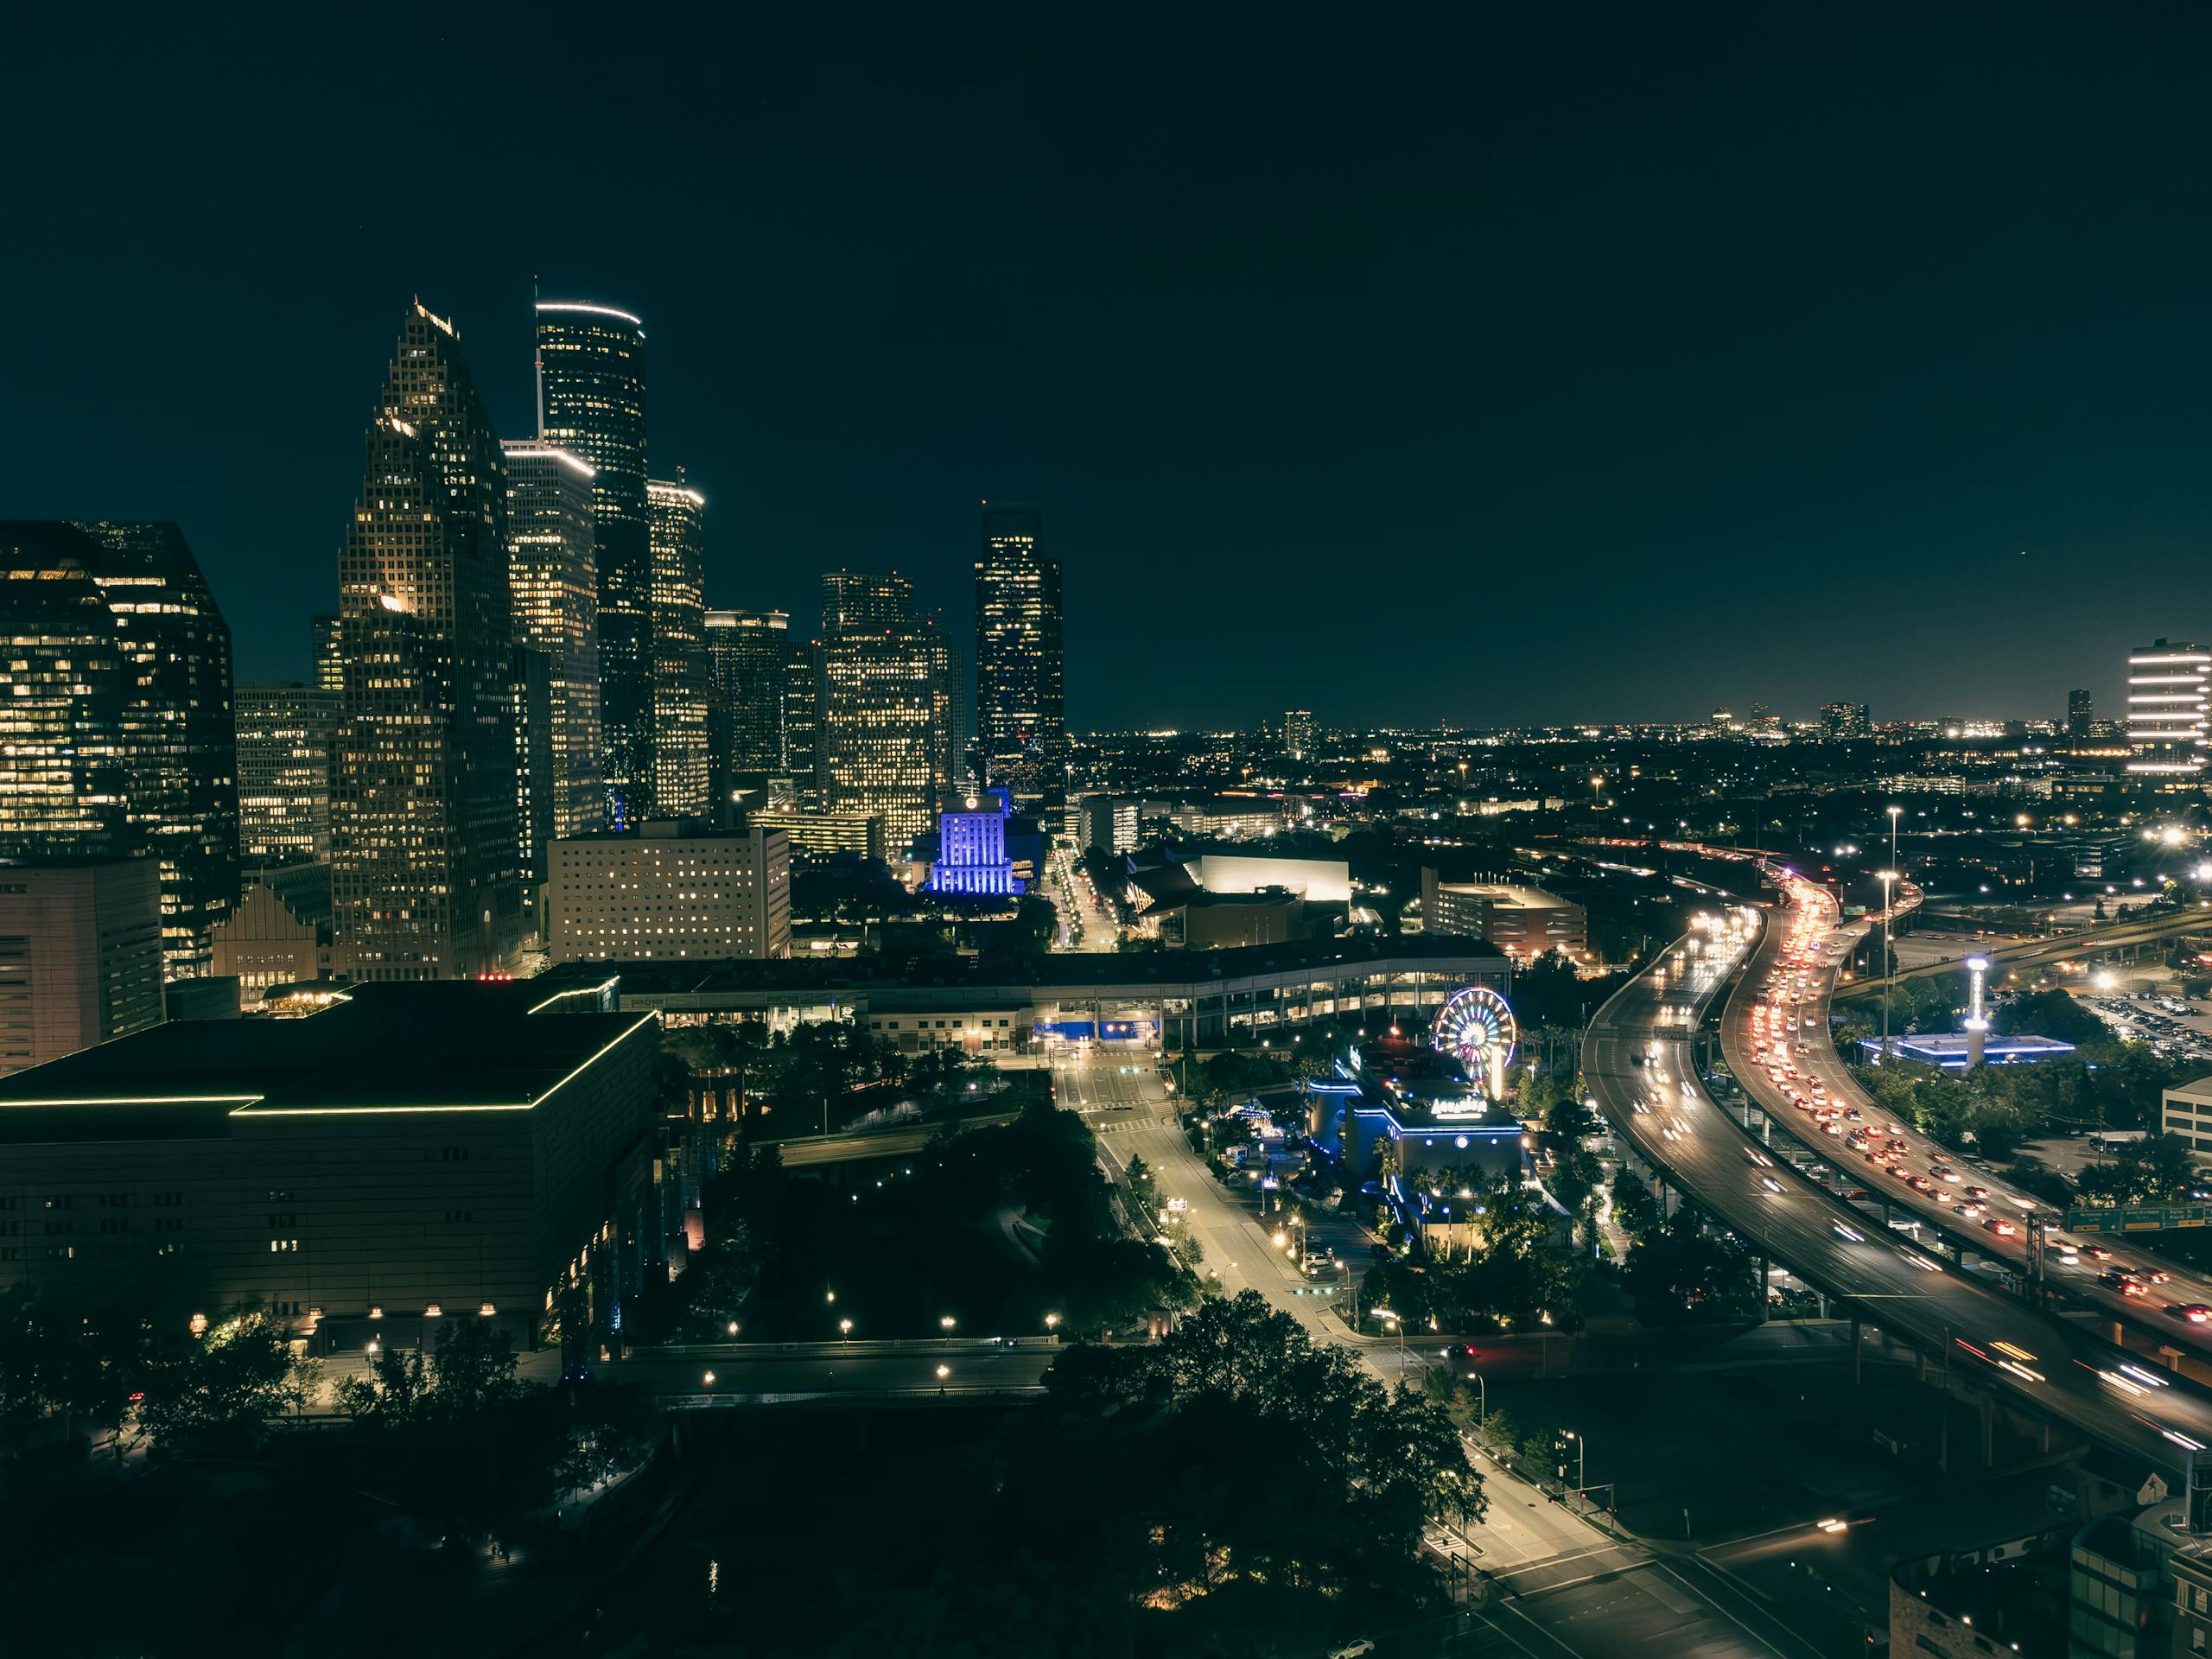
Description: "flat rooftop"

(1858, 1032), (2076, 1067)
(0, 982), (651, 1141)
(1434, 882), (1578, 911)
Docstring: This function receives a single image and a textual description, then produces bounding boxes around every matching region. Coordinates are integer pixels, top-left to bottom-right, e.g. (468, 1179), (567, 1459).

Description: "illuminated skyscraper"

(782, 636), (821, 803)
(974, 505), (1065, 798)
(536, 300), (651, 826)
(312, 612), (343, 693)
(0, 521), (238, 978)
(822, 569), (914, 637)
(235, 682), (338, 862)
(332, 302), (519, 981)
(2067, 688), (2094, 741)
(2126, 639), (2210, 778)
(1283, 709), (1315, 760)
(821, 628), (938, 855)
(705, 607), (790, 772)
(503, 440), (605, 842)
(647, 479), (710, 817)
(0, 531), (129, 858)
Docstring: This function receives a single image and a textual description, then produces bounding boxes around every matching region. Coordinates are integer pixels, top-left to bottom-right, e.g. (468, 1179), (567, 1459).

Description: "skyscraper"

(536, 300), (651, 827)
(1817, 702), (1870, 740)
(704, 608), (790, 772)
(235, 682), (338, 863)
(782, 636), (821, 804)
(312, 612), (343, 693)
(332, 302), (519, 981)
(822, 569), (914, 636)
(2126, 639), (2210, 779)
(1283, 709), (1315, 760)
(821, 628), (938, 854)
(647, 479), (710, 817)
(2067, 688), (2094, 741)
(0, 521), (238, 978)
(974, 505), (1065, 799)
(503, 440), (606, 842)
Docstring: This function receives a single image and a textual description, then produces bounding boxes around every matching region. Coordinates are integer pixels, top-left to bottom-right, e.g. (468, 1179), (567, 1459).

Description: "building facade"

(974, 505), (1065, 798)
(821, 627), (939, 855)
(781, 636), (821, 803)
(235, 683), (338, 863)
(745, 808), (886, 863)
(536, 300), (652, 827)
(705, 607), (789, 774)
(503, 440), (606, 843)
(646, 480), (710, 818)
(2127, 639), (2211, 779)
(1283, 709), (1314, 760)
(0, 522), (238, 979)
(548, 823), (791, 963)
(331, 302), (520, 982)
(1421, 874), (1587, 960)
(210, 863), (344, 1006)
(311, 612), (343, 693)
(0, 859), (164, 1077)
(927, 792), (1025, 897)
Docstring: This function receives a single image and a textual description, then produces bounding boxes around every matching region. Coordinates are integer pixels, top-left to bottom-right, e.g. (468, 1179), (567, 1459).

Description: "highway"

(1725, 869), (2212, 1370)
(1586, 908), (2212, 1483)
(1836, 901), (2208, 995)
(1066, 1052), (1819, 1657)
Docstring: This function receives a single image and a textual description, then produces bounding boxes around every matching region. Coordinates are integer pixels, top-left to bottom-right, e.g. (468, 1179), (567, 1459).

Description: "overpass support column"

(1758, 1257), (1770, 1322)
(1915, 1349), (1927, 1384)
(1979, 1395), (1995, 1466)
(2163, 1345), (2184, 1374)
(1852, 1318), (1863, 1386)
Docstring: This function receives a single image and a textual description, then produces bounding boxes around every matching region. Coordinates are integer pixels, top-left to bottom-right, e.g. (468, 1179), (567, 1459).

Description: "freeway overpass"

(1586, 912), (2212, 1484)
(1719, 869), (2212, 1379)
(1834, 903), (2208, 997)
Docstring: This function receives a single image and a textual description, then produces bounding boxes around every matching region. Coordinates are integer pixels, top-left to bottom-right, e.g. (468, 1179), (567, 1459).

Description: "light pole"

(1448, 1350), (1486, 1424)
(936, 1363), (950, 1395)
(839, 1318), (854, 1345)
(1560, 1428), (1586, 1497)
(940, 1315), (957, 1344)
(1878, 868), (1899, 1059)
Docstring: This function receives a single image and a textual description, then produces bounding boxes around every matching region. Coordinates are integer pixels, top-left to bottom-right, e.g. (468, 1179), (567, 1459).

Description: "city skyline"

(17, 10), (2212, 730)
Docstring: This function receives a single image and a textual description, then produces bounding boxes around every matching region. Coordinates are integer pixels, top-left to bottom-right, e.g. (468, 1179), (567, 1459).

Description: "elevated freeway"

(1720, 869), (2212, 1377)
(1586, 909), (2212, 1483)
(1836, 902), (2207, 996)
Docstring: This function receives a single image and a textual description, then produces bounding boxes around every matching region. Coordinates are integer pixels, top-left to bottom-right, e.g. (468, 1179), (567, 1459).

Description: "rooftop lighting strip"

(536, 301), (645, 327)
(0, 1093), (264, 1109)
(526, 1014), (661, 1110)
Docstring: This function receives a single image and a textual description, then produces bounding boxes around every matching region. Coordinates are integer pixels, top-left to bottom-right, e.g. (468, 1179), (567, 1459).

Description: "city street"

(1062, 1052), (1813, 1656)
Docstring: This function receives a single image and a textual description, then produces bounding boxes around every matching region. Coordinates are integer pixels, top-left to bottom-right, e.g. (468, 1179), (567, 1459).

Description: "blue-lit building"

(926, 789), (1025, 897)
(1859, 1032), (2076, 1069)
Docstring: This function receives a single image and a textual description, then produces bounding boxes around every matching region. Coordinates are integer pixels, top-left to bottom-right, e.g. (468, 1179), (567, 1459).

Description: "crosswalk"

(1091, 1115), (1173, 1135)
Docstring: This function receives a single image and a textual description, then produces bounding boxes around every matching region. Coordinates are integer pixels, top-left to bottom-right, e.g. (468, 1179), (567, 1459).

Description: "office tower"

(918, 609), (968, 790)
(706, 609), (790, 771)
(1283, 709), (1315, 760)
(548, 823), (791, 963)
(823, 569), (914, 636)
(0, 860), (165, 1077)
(235, 682), (338, 862)
(312, 612), (343, 692)
(332, 302), (519, 981)
(512, 645), (554, 912)
(1818, 702), (1871, 741)
(782, 637), (821, 803)
(503, 440), (606, 842)
(821, 627), (938, 855)
(646, 479), (710, 817)
(0, 534), (128, 856)
(2126, 639), (2210, 778)
(2067, 688), (2094, 740)
(974, 505), (1066, 799)
(536, 300), (651, 826)
(0, 522), (238, 979)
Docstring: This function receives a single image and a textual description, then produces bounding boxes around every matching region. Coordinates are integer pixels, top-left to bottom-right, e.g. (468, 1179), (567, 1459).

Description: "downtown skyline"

(15, 9), (2212, 731)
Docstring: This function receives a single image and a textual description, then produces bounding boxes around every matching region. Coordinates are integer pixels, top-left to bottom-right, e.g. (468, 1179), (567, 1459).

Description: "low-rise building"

(210, 862), (346, 1006)
(746, 807), (886, 864)
(0, 859), (165, 1077)
(0, 981), (665, 1352)
(1420, 873), (1587, 961)
(549, 822), (791, 963)
(2163, 1077), (2212, 1154)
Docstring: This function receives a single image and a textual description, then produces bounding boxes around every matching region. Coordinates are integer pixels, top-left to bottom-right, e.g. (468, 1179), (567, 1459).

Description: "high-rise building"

(0, 859), (165, 1077)
(647, 479), (710, 817)
(927, 791), (1024, 897)
(974, 506), (1065, 798)
(0, 536), (128, 858)
(2067, 688), (2094, 741)
(1818, 701), (1871, 741)
(1283, 709), (1315, 760)
(536, 300), (651, 827)
(705, 607), (790, 773)
(2126, 639), (2210, 778)
(782, 636), (821, 803)
(919, 609), (969, 791)
(822, 627), (939, 855)
(823, 569), (913, 636)
(235, 682), (338, 863)
(0, 522), (238, 978)
(311, 612), (343, 693)
(332, 302), (519, 981)
(503, 440), (606, 842)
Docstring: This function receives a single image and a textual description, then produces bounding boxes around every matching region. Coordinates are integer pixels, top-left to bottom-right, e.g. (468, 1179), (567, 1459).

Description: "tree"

(1993, 989), (2109, 1047)
(1610, 1166), (1660, 1239)
(137, 1309), (295, 1451)
(1623, 1212), (1760, 1328)
(2078, 1134), (2197, 1207)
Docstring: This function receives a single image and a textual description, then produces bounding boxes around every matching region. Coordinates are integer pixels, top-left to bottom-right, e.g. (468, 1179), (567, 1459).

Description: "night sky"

(11, 7), (2212, 730)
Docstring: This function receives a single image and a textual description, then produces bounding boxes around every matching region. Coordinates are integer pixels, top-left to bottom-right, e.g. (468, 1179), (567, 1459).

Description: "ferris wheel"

(1432, 985), (1519, 1100)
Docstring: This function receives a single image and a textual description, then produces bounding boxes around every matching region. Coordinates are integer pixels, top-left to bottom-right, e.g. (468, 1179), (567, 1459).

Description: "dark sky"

(11, 6), (2212, 730)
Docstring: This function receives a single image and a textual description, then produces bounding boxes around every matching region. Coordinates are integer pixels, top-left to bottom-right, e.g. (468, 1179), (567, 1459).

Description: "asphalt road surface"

(1588, 908), (2212, 1482)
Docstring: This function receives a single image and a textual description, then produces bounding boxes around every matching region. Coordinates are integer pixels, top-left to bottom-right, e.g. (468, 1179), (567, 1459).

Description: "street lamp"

(1044, 1313), (1061, 1334)
(702, 1370), (716, 1387)
(839, 1318), (854, 1344)
(936, 1363), (950, 1395)
(1560, 1428), (1586, 1496)
(940, 1315), (957, 1342)
(1877, 868), (1900, 1059)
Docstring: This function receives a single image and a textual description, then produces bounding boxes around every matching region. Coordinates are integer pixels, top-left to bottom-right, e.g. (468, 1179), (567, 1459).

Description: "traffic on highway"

(1586, 894), (2212, 1479)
